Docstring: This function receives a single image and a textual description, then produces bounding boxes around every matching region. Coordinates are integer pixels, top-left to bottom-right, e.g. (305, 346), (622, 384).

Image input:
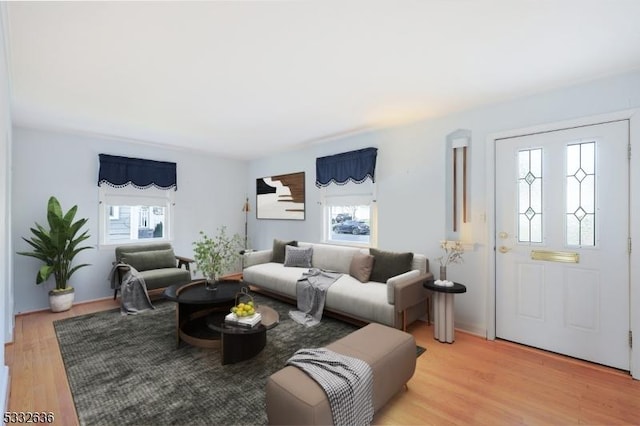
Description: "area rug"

(54, 295), (424, 426)
(54, 295), (353, 425)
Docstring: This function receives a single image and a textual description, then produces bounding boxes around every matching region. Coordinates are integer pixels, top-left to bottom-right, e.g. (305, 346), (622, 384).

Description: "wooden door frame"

(485, 109), (639, 379)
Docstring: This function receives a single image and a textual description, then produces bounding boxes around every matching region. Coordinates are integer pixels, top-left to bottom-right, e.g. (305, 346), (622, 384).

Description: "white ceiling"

(6, 1), (640, 160)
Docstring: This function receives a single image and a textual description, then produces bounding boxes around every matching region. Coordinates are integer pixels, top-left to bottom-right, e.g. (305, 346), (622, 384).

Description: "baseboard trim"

(456, 321), (487, 338)
(1, 365), (9, 412)
(15, 295), (115, 317)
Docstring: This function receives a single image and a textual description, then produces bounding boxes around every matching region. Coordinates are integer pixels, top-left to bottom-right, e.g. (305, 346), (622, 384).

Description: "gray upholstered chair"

(113, 242), (193, 299)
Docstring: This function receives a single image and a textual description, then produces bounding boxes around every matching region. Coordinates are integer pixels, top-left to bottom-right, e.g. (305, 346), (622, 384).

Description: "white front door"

(495, 120), (630, 370)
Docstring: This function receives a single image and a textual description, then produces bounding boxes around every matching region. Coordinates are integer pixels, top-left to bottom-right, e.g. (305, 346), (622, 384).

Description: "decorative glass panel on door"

(566, 142), (596, 246)
(518, 148), (543, 243)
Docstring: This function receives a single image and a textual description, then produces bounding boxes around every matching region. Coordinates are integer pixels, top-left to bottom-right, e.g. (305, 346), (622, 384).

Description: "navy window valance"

(98, 154), (177, 190)
(315, 147), (377, 187)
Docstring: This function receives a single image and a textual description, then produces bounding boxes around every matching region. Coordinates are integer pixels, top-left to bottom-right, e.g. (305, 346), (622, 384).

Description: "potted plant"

(17, 196), (92, 312)
(192, 226), (242, 291)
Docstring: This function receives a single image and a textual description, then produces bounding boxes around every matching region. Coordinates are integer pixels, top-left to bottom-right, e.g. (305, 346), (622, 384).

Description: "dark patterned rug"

(54, 294), (424, 426)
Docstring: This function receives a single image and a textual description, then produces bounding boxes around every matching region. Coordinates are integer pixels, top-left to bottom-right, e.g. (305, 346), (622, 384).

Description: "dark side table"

(206, 305), (279, 365)
(424, 281), (467, 343)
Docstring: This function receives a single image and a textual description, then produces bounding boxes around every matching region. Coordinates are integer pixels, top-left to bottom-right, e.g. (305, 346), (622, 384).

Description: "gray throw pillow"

(369, 248), (413, 283)
(122, 249), (176, 272)
(349, 252), (375, 283)
(283, 245), (313, 268)
(272, 239), (298, 263)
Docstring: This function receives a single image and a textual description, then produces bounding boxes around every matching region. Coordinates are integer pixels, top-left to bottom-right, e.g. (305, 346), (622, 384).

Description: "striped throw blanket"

(287, 348), (374, 426)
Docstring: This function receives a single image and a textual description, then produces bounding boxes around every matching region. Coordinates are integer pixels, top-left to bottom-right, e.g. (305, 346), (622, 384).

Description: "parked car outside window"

(332, 220), (370, 235)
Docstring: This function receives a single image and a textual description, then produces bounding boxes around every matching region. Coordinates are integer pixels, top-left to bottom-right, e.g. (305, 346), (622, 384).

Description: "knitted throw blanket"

(108, 263), (154, 315)
(287, 348), (374, 426)
(289, 268), (342, 327)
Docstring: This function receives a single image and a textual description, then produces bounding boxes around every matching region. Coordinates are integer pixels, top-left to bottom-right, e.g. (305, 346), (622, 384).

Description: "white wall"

(0, 2), (11, 411)
(248, 70), (640, 336)
(12, 127), (249, 313)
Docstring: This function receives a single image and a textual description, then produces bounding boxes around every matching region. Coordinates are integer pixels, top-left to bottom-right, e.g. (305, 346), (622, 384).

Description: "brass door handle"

(498, 246), (511, 254)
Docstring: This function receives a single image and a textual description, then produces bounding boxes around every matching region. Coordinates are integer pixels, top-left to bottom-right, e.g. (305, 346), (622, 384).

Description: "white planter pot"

(49, 288), (75, 312)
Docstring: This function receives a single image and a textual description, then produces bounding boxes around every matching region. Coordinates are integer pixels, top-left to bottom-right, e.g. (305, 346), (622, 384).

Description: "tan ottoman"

(265, 323), (417, 425)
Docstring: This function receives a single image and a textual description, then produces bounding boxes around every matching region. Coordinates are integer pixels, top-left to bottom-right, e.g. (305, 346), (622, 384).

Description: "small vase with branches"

(436, 240), (464, 281)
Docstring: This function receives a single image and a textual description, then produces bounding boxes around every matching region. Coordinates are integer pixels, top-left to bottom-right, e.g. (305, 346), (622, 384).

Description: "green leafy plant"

(17, 196), (92, 291)
(192, 226), (242, 282)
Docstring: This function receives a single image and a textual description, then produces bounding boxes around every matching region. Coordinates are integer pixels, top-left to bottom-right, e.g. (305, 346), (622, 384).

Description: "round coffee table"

(163, 279), (240, 348)
(207, 305), (279, 365)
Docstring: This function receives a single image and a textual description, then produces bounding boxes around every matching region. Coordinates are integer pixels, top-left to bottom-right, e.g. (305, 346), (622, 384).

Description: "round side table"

(424, 281), (467, 343)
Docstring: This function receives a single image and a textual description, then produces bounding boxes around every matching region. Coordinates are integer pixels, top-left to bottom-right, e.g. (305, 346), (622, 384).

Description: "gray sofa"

(243, 241), (432, 330)
(113, 242), (193, 298)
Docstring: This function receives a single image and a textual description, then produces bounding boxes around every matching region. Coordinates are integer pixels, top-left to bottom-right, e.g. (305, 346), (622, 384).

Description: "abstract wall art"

(256, 172), (305, 220)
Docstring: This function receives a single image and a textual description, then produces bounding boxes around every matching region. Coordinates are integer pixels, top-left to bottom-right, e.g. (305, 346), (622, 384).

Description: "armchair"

(113, 242), (193, 299)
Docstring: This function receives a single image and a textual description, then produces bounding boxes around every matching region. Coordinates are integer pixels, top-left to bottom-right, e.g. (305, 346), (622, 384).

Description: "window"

(321, 181), (377, 247)
(97, 154), (177, 247)
(518, 148), (543, 243)
(316, 147), (378, 246)
(99, 185), (174, 246)
(566, 141), (596, 246)
(516, 142), (597, 247)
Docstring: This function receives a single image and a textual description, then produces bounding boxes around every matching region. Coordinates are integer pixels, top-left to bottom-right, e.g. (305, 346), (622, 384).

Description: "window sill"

(321, 239), (376, 249)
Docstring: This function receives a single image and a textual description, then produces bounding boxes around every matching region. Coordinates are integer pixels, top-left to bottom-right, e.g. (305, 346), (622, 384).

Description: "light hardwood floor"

(5, 299), (640, 425)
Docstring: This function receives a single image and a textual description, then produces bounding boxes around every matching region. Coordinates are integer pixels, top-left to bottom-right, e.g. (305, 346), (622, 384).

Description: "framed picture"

(256, 172), (305, 220)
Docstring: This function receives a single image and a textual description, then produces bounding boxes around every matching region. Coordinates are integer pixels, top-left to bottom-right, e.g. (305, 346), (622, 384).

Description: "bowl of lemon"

(230, 300), (256, 318)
